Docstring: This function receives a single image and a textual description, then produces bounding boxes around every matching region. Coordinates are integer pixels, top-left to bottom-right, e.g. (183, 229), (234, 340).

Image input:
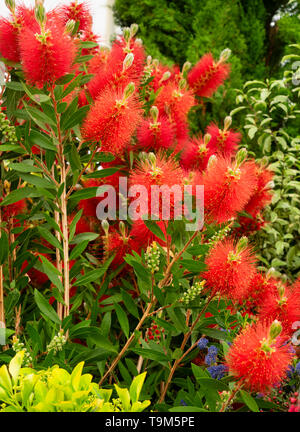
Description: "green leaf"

(62, 105), (89, 130)
(114, 385), (131, 411)
(9, 351), (24, 384)
(34, 289), (61, 325)
(121, 289), (139, 319)
(169, 406), (208, 412)
(69, 186), (108, 203)
(8, 162), (42, 173)
(0, 230), (9, 265)
(70, 232), (99, 245)
(129, 372), (146, 403)
(115, 304), (129, 338)
(0, 187), (42, 206)
(180, 259), (206, 273)
(70, 241), (89, 260)
(197, 378), (228, 392)
(143, 219), (166, 242)
(74, 267), (107, 286)
(28, 130), (56, 151)
(37, 226), (63, 251)
(71, 362), (84, 392)
(240, 390), (259, 412)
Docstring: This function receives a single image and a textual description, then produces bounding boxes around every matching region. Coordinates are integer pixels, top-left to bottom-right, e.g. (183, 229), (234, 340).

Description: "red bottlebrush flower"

(0, 18), (20, 62)
(110, 36), (145, 81)
(194, 156), (257, 224)
(244, 164), (274, 217)
(81, 86), (143, 156)
(130, 219), (168, 251)
(234, 213), (267, 236)
(206, 122), (240, 157)
(148, 63), (174, 92)
(129, 153), (184, 219)
(258, 282), (300, 335)
(59, 1), (92, 32)
(180, 136), (214, 171)
(1, 199), (26, 222)
(87, 48), (109, 74)
(136, 116), (175, 151)
(0, 5), (37, 63)
(203, 238), (257, 301)
(156, 82), (195, 140)
(239, 272), (277, 314)
(19, 21), (76, 88)
(103, 228), (134, 268)
(88, 37), (145, 100)
(226, 320), (293, 393)
(188, 53), (230, 98)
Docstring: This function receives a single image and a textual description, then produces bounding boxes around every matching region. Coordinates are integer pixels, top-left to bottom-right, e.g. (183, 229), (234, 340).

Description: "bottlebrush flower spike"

(203, 237), (257, 301)
(82, 82), (143, 156)
(129, 152), (184, 219)
(0, 17), (20, 62)
(226, 320), (294, 393)
(59, 1), (92, 32)
(156, 82), (195, 140)
(206, 118), (241, 157)
(193, 151), (257, 224)
(180, 134), (214, 171)
(88, 35), (145, 100)
(188, 52), (230, 98)
(136, 107), (175, 151)
(244, 163), (274, 217)
(155, 82), (195, 141)
(0, 198), (26, 221)
(258, 282), (300, 335)
(102, 226), (135, 268)
(19, 19), (76, 88)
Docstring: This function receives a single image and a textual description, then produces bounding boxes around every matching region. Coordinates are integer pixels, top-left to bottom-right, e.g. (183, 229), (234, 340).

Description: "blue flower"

(207, 364), (228, 380)
(180, 399), (187, 406)
(197, 337), (209, 350)
(287, 365), (295, 378)
(296, 362), (300, 376)
(205, 345), (218, 365)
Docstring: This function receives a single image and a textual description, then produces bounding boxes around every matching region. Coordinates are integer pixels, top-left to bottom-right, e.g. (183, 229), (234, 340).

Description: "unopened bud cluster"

(209, 224), (232, 247)
(180, 280), (205, 304)
(12, 336), (32, 366)
(0, 111), (18, 144)
(145, 241), (161, 273)
(47, 329), (67, 354)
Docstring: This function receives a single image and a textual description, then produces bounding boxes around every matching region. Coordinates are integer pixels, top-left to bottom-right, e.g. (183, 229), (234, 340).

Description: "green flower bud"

(65, 19), (76, 35)
(204, 133), (211, 146)
(5, 0), (15, 13)
(123, 27), (131, 42)
(269, 320), (282, 340)
(130, 23), (139, 37)
(220, 48), (231, 62)
(224, 116), (232, 131)
(123, 53), (134, 71)
(235, 147), (248, 166)
(150, 106), (159, 123)
(123, 82), (135, 100)
(101, 219), (109, 236)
